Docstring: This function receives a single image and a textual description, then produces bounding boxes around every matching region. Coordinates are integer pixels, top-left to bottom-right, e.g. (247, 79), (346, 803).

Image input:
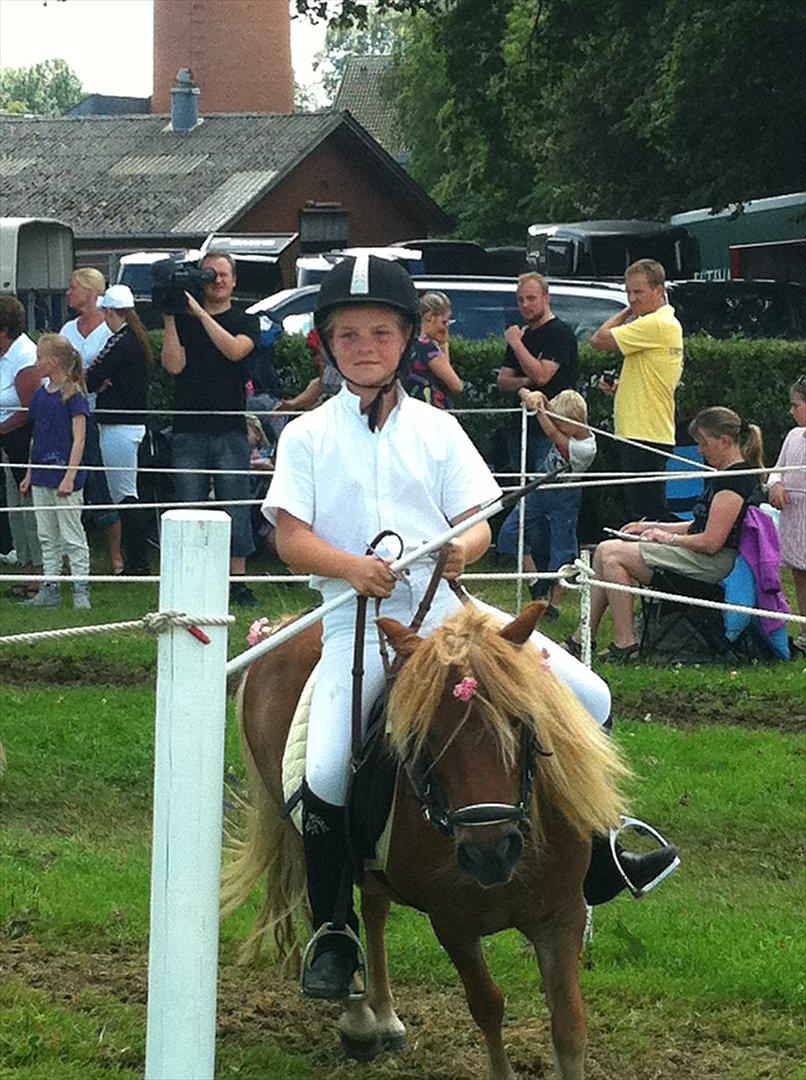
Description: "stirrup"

(609, 815), (680, 898)
(300, 922), (368, 1001)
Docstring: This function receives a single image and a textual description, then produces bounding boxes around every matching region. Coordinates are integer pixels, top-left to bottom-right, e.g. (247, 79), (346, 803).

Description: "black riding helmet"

(314, 254), (421, 430)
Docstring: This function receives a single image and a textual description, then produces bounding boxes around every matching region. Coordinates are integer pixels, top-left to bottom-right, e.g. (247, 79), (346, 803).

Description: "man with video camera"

(161, 250), (261, 606)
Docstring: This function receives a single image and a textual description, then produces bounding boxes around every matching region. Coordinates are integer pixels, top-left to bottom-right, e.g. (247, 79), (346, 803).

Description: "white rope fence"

(2, 463), (802, 514)
(0, 609), (235, 647)
(559, 558), (806, 626)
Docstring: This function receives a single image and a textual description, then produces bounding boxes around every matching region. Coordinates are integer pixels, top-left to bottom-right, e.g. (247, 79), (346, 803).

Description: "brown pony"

(221, 602), (628, 1080)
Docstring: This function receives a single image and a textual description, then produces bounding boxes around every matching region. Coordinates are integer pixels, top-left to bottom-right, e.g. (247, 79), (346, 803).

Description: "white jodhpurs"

(98, 424), (145, 503)
(306, 572), (611, 807)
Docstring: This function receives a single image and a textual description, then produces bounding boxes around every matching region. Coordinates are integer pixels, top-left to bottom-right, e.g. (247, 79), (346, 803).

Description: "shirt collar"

(335, 380), (407, 429)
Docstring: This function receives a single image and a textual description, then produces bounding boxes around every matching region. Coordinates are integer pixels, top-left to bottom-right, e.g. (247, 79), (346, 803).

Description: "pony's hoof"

(381, 1030), (408, 1055)
(341, 1032), (382, 1062)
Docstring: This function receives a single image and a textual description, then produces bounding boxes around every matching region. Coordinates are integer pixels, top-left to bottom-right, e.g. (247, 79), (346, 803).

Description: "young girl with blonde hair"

(20, 335), (92, 609)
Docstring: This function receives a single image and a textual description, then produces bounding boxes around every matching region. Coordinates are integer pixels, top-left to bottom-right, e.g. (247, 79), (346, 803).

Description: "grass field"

(1, 554), (805, 1079)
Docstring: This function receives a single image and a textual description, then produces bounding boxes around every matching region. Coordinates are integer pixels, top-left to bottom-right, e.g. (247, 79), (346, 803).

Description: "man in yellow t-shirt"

(591, 259), (683, 520)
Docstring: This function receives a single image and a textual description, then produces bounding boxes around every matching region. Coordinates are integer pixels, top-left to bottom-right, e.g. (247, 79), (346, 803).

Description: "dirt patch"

(2, 938), (800, 1079)
(612, 688), (804, 733)
(0, 657), (154, 687)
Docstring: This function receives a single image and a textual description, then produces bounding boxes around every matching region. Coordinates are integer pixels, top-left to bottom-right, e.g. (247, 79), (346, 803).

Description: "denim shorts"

(497, 483), (582, 571)
(171, 430), (255, 557)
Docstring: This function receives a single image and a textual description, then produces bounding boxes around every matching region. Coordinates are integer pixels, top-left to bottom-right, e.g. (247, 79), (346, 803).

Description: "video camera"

(151, 256), (216, 316)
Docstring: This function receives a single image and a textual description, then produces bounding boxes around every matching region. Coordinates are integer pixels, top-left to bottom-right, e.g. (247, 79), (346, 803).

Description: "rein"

(349, 532), (551, 841)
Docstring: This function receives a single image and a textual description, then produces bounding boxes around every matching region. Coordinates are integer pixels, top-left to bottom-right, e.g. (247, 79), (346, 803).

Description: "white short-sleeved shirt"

(263, 385), (501, 595)
(60, 318), (112, 368)
(0, 333), (37, 423)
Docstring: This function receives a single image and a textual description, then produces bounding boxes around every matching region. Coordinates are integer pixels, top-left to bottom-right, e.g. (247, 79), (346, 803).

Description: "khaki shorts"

(639, 541), (736, 584)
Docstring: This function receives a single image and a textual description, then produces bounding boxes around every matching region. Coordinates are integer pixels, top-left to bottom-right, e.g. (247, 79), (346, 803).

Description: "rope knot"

(557, 559), (591, 590)
(142, 611), (181, 635)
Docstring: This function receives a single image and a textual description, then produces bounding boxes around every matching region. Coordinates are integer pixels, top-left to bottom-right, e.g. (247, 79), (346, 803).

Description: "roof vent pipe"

(170, 68), (201, 133)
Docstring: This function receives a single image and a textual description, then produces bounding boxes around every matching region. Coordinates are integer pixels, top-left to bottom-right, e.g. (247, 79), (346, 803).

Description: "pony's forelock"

(387, 606), (629, 840)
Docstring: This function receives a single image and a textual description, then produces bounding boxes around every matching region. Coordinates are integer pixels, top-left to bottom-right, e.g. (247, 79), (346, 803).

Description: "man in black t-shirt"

(162, 251), (261, 605)
(498, 273), (579, 474)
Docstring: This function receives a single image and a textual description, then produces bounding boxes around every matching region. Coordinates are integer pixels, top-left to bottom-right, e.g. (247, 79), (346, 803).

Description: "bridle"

(350, 530), (552, 842)
(401, 715), (549, 839)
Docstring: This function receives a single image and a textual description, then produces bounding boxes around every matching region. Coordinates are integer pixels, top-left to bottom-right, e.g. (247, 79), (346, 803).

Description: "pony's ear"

(498, 601), (546, 644)
(376, 618), (423, 658)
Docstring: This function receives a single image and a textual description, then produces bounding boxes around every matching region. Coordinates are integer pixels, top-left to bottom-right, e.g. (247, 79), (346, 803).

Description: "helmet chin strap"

(326, 326), (416, 432)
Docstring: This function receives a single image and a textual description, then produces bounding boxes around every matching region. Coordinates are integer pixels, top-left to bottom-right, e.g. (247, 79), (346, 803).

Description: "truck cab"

(526, 219), (699, 280)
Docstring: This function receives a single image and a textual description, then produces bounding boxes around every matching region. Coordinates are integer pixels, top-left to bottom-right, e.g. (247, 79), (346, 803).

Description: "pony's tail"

(220, 676), (308, 972)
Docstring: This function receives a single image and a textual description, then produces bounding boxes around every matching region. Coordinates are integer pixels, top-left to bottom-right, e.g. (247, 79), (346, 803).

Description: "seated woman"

(564, 406), (763, 663)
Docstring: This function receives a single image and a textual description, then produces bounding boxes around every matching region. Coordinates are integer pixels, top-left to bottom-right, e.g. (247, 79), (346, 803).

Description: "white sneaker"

(0, 549), (18, 565)
(24, 584), (60, 608)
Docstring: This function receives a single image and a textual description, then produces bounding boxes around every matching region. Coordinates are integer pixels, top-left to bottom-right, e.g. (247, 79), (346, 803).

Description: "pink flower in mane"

(247, 617), (271, 646)
(452, 676), (478, 702)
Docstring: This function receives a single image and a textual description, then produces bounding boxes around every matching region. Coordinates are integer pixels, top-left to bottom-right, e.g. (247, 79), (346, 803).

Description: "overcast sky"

(0, 0), (329, 101)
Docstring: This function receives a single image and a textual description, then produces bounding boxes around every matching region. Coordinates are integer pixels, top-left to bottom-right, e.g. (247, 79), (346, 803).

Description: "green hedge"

(146, 329), (804, 459)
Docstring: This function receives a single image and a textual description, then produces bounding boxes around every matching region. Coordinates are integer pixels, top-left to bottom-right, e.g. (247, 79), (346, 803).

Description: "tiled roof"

(0, 112), (344, 238)
(333, 56), (407, 159)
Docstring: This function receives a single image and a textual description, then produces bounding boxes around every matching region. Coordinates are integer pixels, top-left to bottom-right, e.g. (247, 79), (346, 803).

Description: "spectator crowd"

(1, 256), (802, 657)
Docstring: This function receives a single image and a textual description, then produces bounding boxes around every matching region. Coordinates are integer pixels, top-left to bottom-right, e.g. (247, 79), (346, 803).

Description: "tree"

(388, 0), (806, 241)
(314, 4), (404, 101)
(0, 58), (83, 117)
(293, 0), (442, 25)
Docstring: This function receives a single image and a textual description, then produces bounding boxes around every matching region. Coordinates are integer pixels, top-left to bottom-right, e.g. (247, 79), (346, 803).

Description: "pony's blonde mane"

(387, 606), (628, 841)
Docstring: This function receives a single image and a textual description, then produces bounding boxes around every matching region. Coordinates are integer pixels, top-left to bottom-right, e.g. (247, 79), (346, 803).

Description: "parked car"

(249, 275), (806, 348)
(117, 233), (297, 328)
(248, 277), (629, 343)
(664, 279), (806, 340)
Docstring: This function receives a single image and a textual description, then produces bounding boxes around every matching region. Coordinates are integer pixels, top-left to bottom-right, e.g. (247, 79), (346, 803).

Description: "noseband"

(402, 721), (550, 839)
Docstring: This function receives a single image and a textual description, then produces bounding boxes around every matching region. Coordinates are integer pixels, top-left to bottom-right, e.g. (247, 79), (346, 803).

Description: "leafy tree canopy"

(385, 0), (806, 242)
(0, 57), (83, 117)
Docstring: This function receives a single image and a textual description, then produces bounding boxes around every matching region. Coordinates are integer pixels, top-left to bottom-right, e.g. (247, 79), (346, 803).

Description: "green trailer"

(670, 192), (805, 280)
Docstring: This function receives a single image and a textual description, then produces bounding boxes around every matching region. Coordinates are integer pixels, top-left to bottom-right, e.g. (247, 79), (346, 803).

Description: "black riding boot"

(301, 784), (359, 999)
(120, 496), (150, 574)
(584, 833), (679, 906)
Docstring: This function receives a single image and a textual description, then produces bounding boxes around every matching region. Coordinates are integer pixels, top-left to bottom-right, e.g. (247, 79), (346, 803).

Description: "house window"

(299, 205), (348, 254)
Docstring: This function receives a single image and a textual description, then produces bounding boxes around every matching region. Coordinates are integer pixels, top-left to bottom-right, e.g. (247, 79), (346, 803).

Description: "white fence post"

(145, 510), (231, 1080)
(580, 548), (592, 668)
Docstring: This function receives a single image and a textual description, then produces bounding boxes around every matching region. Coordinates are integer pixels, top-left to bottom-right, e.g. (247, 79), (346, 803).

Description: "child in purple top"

(20, 335), (91, 609)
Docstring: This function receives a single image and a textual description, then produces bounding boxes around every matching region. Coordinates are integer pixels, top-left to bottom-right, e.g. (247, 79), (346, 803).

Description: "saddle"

(282, 536), (452, 876)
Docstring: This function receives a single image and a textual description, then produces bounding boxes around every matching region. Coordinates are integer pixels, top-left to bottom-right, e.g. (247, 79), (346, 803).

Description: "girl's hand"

(442, 541), (467, 581)
(768, 482), (789, 509)
(518, 387), (546, 412)
(19, 475), (31, 498)
(57, 476), (75, 498)
(347, 555), (397, 598)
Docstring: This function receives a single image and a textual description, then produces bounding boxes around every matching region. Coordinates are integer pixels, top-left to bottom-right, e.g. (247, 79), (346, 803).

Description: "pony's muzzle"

(456, 828), (524, 887)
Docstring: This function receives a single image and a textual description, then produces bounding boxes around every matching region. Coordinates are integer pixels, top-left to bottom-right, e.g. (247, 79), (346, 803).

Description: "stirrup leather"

(609, 815), (680, 898)
(300, 922), (368, 1000)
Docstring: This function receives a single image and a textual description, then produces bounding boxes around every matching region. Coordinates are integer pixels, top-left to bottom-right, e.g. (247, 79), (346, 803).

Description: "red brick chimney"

(152, 0), (294, 115)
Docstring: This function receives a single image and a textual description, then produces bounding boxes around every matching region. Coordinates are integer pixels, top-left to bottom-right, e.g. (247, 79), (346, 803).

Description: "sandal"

(598, 641), (641, 664)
